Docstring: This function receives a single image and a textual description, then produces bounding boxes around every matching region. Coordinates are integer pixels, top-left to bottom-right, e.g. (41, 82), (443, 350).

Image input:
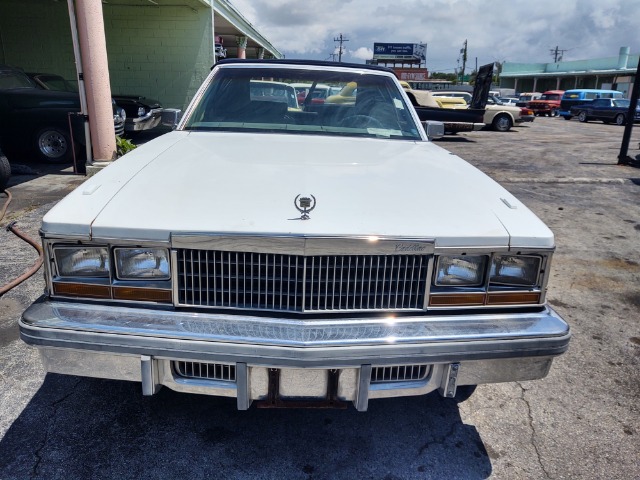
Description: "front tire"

(34, 127), (73, 164)
(0, 155), (11, 191)
(492, 114), (512, 132)
(615, 113), (626, 126)
(578, 111), (588, 123)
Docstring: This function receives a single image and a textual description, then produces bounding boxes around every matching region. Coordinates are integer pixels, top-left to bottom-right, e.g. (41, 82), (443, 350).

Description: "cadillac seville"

(20, 59), (570, 411)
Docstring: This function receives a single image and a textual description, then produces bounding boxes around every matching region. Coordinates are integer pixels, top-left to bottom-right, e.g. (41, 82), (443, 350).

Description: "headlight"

(490, 255), (541, 286)
(435, 255), (487, 286)
(55, 247), (110, 277)
(115, 248), (170, 280)
(137, 106), (146, 117)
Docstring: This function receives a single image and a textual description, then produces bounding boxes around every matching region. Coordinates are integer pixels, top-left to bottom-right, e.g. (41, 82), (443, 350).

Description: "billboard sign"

(394, 68), (429, 81)
(373, 43), (426, 61)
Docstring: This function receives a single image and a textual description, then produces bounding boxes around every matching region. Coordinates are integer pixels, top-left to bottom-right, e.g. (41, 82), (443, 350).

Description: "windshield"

(0, 69), (36, 90)
(540, 94), (561, 101)
(184, 66), (421, 140)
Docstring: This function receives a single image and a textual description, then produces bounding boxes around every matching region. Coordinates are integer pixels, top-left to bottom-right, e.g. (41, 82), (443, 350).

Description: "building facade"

(500, 47), (638, 97)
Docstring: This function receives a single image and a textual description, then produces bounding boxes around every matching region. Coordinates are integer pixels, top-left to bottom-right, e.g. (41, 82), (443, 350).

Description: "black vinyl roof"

(214, 58), (395, 75)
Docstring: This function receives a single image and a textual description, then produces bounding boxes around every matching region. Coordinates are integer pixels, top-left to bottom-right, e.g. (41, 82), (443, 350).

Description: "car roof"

(214, 58), (395, 75)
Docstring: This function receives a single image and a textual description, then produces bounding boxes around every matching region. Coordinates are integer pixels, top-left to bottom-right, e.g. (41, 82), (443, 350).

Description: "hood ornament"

(291, 194), (316, 220)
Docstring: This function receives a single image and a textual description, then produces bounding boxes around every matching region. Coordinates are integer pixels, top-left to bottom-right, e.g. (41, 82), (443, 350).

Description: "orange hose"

(0, 190), (45, 296)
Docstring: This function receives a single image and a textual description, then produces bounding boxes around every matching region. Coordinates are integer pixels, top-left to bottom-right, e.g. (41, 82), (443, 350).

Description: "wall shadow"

(0, 374), (492, 479)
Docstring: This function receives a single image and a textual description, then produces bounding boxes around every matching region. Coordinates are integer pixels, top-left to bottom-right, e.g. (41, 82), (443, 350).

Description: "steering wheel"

(339, 115), (384, 129)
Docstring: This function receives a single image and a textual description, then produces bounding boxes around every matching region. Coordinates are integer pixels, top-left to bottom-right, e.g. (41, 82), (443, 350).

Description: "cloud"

(227, 0), (639, 71)
(350, 47), (373, 61)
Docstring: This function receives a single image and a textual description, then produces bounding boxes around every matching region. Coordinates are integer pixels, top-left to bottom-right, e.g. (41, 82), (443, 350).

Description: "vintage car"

(0, 65), (124, 163)
(399, 82), (484, 134)
(29, 73), (165, 134)
(570, 98), (640, 125)
(558, 89), (624, 120)
(527, 90), (564, 117)
(515, 92), (542, 107)
(20, 59), (570, 411)
(432, 92), (532, 132)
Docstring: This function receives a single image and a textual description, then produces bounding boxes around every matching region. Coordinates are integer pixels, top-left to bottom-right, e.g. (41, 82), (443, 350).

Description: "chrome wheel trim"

(38, 130), (68, 159)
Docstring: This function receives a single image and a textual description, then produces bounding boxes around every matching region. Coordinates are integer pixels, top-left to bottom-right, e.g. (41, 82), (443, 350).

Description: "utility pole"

(460, 39), (467, 84)
(550, 46), (566, 63)
(333, 33), (349, 62)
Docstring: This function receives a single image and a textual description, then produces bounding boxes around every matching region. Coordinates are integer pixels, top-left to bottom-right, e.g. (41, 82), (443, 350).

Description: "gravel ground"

(0, 117), (639, 479)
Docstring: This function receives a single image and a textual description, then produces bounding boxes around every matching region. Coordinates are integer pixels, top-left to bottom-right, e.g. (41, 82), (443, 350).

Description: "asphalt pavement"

(0, 118), (639, 479)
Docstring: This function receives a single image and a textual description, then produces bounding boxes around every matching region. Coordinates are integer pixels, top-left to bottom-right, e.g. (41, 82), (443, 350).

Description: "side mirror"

(161, 108), (182, 130)
(422, 121), (445, 140)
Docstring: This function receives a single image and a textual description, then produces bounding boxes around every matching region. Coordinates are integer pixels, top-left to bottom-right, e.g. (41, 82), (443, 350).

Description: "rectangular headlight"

(490, 255), (541, 286)
(54, 247), (110, 277)
(435, 255), (487, 286)
(115, 248), (170, 280)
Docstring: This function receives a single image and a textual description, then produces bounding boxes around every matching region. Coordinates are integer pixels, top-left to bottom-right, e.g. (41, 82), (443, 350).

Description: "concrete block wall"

(103, 4), (214, 110)
(0, 0), (214, 111)
(0, 1), (77, 79)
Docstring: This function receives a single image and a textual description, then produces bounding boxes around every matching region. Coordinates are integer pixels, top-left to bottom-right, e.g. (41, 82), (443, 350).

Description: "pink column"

(75, 0), (116, 165)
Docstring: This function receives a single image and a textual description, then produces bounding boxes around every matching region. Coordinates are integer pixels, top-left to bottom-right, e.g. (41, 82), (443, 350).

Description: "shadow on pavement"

(0, 374), (492, 479)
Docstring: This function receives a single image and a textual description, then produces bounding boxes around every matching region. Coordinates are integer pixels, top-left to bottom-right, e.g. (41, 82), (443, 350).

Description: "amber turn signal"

(486, 292), (541, 305)
(53, 282), (111, 299)
(112, 286), (172, 303)
(429, 293), (486, 306)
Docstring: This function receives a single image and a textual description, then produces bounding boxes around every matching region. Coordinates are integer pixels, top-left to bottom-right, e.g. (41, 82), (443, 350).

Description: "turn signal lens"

(53, 282), (111, 299)
(486, 292), (541, 305)
(112, 287), (172, 303)
(429, 293), (486, 306)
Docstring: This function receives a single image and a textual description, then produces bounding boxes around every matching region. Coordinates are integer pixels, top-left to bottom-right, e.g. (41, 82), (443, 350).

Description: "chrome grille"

(176, 249), (430, 312)
(173, 361), (236, 382)
(371, 365), (431, 384)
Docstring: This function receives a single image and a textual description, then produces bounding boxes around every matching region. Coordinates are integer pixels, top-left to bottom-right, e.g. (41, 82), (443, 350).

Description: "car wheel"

(578, 111), (588, 123)
(492, 114), (512, 132)
(615, 114), (626, 126)
(0, 155), (11, 191)
(550, 109), (558, 117)
(35, 127), (73, 163)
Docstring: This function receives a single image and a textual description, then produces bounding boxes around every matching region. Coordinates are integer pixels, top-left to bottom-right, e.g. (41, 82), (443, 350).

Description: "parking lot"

(0, 117), (639, 479)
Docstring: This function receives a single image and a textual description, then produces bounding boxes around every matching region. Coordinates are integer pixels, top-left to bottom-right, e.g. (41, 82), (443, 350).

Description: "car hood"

(43, 131), (553, 248)
(112, 95), (162, 109)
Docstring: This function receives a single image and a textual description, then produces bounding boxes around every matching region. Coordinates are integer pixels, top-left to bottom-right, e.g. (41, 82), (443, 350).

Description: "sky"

(229, 0), (638, 73)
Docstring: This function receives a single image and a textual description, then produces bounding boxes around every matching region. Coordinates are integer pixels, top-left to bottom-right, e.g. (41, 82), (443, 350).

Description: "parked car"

(250, 80), (299, 110)
(498, 97), (519, 106)
(527, 90), (564, 116)
(0, 151), (10, 191)
(558, 89), (624, 120)
(0, 65), (86, 163)
(28, 72), (125, 137)
(571, 98), (640, 125)
(432, 92), (530, 132)
(29, 72), (164, 134)
(20, 59), (570, 411)
(399, 82), (485, 134)
(515, 92), (541, 107)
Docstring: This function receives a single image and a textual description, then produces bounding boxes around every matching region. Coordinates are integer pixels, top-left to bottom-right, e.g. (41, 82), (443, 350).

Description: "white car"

(432, 91), (532, 132)
(21, 60), (570, 411)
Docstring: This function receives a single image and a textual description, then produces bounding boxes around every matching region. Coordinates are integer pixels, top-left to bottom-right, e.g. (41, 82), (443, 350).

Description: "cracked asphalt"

(1, 117), (639, 479)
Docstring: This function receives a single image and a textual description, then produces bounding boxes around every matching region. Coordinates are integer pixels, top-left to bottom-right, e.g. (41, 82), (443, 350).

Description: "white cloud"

(227, 0), (639, 71)
(350, 47), (373, 61)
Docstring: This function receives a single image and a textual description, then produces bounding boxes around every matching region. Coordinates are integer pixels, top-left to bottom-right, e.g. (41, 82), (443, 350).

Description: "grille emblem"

(292, 194), (316, 220)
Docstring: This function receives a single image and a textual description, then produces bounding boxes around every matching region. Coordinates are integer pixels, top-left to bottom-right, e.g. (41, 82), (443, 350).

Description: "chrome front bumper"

(126, 108), (162, 132)
(20, 298), (570, 410)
